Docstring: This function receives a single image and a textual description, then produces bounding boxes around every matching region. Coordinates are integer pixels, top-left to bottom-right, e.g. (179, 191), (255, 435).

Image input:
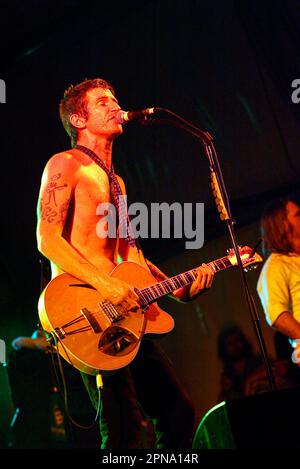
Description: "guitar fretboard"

(137, 256), (233, 306)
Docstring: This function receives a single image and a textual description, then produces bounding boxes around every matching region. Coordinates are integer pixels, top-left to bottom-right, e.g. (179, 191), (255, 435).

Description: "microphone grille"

(116, 110), (126, 124)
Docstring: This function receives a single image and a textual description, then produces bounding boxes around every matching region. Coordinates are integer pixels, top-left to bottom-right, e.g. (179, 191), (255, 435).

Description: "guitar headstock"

(227, 246), (263, 271)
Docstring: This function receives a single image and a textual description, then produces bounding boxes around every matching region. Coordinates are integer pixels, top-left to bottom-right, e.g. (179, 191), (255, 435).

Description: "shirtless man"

(36, 78), (214, 449)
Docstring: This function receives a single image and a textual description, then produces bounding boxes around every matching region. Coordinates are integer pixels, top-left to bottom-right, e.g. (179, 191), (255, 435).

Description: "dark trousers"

(81, 339), (195, 449)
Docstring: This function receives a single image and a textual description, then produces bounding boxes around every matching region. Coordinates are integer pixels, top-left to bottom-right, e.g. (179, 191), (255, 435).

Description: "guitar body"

(38, 261), (175, 375)
(38, 246), (262, 375)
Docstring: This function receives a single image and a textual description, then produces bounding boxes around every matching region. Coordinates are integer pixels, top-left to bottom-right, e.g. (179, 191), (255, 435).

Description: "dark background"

(1, 0), (300, 445)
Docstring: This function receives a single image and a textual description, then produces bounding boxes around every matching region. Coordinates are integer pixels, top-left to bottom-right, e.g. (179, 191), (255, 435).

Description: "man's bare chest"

(74, 168), (113, 210)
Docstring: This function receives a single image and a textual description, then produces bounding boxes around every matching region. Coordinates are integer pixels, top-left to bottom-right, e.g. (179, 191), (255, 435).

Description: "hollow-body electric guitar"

(38, 246), (262, 375)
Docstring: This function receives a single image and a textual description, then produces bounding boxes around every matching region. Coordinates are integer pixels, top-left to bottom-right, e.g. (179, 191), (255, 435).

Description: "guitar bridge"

(54, 327), (66, 340)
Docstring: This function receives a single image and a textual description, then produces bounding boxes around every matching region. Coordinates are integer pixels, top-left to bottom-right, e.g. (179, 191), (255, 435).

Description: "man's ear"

(70, 113), (86, 130)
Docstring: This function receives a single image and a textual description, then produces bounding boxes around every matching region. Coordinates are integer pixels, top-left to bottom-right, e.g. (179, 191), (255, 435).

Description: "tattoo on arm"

(44, 173), (67, 207)
(40, 202), (58, 223)
(39, 173), (69, 224)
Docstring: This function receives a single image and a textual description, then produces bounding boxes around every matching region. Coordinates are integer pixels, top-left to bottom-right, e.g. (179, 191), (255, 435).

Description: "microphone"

(116, 108), (156, 124)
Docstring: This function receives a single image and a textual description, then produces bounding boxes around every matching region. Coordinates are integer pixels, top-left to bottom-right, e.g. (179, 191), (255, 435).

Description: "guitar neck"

(137, 255), (233, 305)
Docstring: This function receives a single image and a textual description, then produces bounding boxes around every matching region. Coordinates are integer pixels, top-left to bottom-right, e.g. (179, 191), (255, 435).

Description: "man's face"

(83, 87), (122, 138)
(286, 201), (300, 251)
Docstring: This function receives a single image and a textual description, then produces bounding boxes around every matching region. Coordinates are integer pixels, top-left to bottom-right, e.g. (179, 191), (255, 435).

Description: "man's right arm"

(37, 153), (139, 308)
(37, 153), (110, 294)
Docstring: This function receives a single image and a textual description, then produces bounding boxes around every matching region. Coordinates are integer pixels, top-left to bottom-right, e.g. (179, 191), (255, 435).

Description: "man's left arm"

(144, 258), (214, 302)
(120, 243), (214, 302)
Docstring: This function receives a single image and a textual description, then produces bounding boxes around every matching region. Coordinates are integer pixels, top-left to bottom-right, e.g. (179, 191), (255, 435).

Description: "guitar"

(38, 246), (262, 374)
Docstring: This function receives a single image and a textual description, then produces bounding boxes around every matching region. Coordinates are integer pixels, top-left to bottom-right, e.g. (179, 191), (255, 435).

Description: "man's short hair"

(59, 78), (115, 147)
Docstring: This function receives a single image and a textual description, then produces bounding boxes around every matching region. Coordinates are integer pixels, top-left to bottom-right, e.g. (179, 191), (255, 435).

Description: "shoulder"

(42, 150), (82, 180)
(265, 253), (297, 271)
(258, 253), (290, 284)
(263, 253), (290, 269)
(46, 150), (81, 170)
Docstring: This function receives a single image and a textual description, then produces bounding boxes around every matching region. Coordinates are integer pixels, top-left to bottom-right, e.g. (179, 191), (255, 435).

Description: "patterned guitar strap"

(76, 144), (137, 248)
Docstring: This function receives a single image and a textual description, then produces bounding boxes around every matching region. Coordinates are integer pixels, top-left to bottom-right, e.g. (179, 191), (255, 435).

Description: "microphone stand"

(141, 109), (277, 392)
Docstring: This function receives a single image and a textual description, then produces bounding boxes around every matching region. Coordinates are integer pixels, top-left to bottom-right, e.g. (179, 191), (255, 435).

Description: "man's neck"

(77, 136), (113, 169)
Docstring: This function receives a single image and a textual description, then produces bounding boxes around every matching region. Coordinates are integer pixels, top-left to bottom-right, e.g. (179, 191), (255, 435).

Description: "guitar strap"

(76, 144), (137, 248)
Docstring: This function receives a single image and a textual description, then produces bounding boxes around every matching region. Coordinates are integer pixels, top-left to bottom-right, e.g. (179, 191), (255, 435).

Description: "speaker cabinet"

(193, 386), (300, 448)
